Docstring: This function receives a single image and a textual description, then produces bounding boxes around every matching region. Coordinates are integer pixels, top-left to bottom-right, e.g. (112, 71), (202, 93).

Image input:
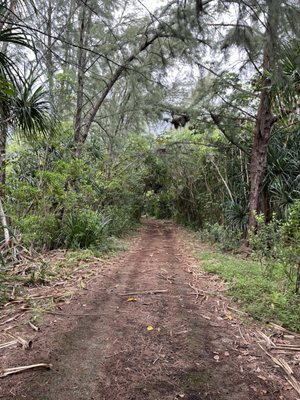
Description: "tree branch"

(209, 112), (250, 156)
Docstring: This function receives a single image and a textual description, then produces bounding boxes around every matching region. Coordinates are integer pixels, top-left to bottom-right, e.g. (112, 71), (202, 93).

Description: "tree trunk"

(247, 0), (278, 233)
(248, 85), (274, 230)
(0, 103), (7, 194)
(46, 0), (54, 104)
(0, 197), (9, 245)
(0, 102), (9, 244)
(73, 1), (92, 149)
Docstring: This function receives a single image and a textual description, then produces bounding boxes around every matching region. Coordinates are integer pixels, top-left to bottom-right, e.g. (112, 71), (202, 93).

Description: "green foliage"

(199, 223), (242, 251)
(5, 130), (147, 250)
(198, 249), (300, 332)
(24, 261), (50, 286)
(15, 214), (60, 249)
(249, 203), (300, 293)
(280, 200), (300, 293)
(224, 201), (248, 232)
(249, 213), (282, 273)
(13, 77), (53, 137)
(63, 209), (110, 249)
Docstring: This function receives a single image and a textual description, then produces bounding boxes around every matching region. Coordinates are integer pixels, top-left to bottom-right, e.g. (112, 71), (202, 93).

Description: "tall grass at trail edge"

(197, 249), (300, 332)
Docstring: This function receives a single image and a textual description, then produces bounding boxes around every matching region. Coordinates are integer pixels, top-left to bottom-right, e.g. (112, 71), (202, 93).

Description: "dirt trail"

(0, 221), (292, 399)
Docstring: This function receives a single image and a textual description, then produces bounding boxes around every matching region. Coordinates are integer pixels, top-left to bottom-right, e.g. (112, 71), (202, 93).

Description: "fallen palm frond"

(0, 363), (52, 378)
(258, 343), (300, 396)
(286, 376), (300, 396)
(269, 322), (300, 337)
(0, 237), (35, 270)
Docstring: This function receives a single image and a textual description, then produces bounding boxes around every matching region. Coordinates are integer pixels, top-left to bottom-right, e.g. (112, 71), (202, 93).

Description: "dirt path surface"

(0, 221), (295, 399)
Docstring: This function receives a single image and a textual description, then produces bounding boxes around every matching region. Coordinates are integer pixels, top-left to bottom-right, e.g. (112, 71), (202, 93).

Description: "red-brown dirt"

(0, 220), (298, 399)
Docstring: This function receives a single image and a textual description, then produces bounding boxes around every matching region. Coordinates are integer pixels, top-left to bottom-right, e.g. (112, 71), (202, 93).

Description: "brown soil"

(0, 221), (298, 399)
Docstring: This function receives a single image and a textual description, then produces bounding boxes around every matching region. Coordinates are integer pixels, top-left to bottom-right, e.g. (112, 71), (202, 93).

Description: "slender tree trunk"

(73, 1), (92, 149)
(0, 197), (9, 245)
(247, 0), (278, 233)
(46, 0), (54, 104)
(0, 105), (7, 202)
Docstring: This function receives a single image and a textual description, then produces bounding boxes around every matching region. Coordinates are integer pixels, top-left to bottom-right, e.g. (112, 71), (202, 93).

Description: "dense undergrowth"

(5, 130), (147, 252)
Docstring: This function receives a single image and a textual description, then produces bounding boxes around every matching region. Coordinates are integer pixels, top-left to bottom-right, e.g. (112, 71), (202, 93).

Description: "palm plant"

(0, 2), (53, 244)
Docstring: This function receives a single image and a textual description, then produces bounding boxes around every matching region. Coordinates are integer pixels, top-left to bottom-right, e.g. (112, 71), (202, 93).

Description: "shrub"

(249, 213), (281, 274)
(199, 223), (242, 251)
(15, 214), (60, 249)
(249, 203), (300, 292)
(280, 200), (300, 293)
(63, 209), (111, 249)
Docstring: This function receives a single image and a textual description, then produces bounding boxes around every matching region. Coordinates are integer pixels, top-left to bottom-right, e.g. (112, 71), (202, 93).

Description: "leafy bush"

(199, 223), (242, 251)
(280, 200), (300, 293)
(15, 214), (60, 249)
(249, 213), (282, 274)
(104, 206), (139, 237)
(63, 209), (111, 249)
(249, 204), (300, 292)
(224, 201), (248, 232)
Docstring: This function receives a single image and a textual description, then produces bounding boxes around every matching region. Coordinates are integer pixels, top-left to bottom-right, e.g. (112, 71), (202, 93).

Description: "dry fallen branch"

(0, 313), (24, 327)
(7, 333), (32, 350)
(174, 329), (190, 335)
(227, 305), (246, 315)
(0, 363), (51, 378)
(258, 342), (300, 396)
(0, 340), (18, 350)
(158, 273), (175, 284)
(256, 330), (276, 348)
(188, 283), (200, 300)
(259, 345), (293, 375)
(271, 345), (300, 351)
(28, 321), (39, 332)
(286, 376), (300, 396)
(46, 311), (102, 317)
(118, 289), (168, 296)
(238, 326), (249, 345)
(269, 322), (300, 337)
(198, 313), (211, 320)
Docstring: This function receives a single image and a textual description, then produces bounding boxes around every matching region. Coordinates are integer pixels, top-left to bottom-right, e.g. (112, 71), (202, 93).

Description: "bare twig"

(0, 340), (18, 350)
(28, 321), (39, 332)
(0, 313), (24, 327)
(0, 363), (52, 377)
(118, 289), (168, 296)
(46, 312), (103, 317)
(7, 333), (32, 350)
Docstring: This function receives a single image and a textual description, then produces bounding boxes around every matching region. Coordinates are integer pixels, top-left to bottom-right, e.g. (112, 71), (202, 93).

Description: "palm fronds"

(13, 77), (53, 138)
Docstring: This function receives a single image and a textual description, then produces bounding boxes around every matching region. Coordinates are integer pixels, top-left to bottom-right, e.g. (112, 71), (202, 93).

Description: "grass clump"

(198, 249), (300, 332)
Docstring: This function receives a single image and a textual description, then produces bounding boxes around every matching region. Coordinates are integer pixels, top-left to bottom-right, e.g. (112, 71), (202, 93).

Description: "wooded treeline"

(0, 0), (299, 291)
